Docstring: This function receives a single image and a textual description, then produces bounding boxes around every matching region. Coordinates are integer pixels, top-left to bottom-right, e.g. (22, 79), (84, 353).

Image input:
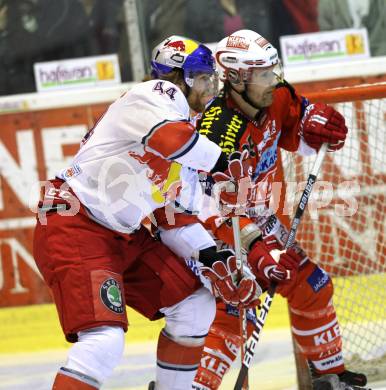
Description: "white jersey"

(59, 80), (222, 233)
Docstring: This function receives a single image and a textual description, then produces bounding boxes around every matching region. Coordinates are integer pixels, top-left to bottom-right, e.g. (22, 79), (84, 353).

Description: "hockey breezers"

(234, 143), (328, 390)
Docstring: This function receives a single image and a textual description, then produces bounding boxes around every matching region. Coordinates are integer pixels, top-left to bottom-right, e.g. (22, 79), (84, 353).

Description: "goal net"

(281, 83), (386, 384)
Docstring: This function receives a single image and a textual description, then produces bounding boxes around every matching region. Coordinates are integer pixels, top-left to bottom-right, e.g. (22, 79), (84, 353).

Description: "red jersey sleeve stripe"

(142, 120), (199, 160)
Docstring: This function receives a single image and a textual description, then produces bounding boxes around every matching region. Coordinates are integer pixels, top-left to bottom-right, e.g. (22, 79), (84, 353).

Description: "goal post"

(280, 83), (386, 388)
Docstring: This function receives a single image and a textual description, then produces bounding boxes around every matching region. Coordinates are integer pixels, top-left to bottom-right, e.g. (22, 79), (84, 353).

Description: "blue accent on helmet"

(151, 44), (215, 85)
(183, 44), (215, 74)
(150, 62), (173, 79)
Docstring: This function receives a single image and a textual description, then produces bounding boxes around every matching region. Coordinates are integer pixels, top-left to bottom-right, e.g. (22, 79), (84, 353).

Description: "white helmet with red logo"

(151, 35), (216, 87)
(215, 29), (281, 84)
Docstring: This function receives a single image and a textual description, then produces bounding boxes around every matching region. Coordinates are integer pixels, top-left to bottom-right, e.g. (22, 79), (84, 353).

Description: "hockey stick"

(234, 143), (328, 390)
(232, 216), (249, 390)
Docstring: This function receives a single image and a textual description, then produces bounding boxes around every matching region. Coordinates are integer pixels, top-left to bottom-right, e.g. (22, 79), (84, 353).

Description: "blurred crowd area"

(1, 0), (385, 96)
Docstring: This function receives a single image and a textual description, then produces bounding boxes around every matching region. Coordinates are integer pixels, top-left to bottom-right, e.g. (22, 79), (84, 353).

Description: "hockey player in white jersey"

(33, 36), (261, 390)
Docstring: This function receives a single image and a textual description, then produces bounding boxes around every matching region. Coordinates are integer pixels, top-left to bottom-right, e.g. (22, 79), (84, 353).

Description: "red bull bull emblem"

(165, 39), (186, 52)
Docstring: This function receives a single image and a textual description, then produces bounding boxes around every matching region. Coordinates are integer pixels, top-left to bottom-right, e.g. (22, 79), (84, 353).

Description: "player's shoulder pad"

(131, 79), (189, 115)
(275, 80), (297, 100)
(143, 79), (185, 101)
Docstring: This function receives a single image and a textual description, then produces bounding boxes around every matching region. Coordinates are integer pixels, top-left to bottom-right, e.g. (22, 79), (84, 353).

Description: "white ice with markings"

(1, 328), (385, 390)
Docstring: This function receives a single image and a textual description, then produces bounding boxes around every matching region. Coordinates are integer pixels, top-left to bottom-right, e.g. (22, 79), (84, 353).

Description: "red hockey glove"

(212, 150), (253, 216)
(201, 255), (262, 308)
(237, 258), (263, 308)
(300, 103), (348, 151)
(247, 236), (302, 284)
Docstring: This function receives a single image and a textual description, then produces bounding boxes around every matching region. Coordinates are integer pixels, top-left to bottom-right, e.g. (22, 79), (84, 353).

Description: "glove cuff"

(240, 222), (262, 251)
(197, 246), (233, 267)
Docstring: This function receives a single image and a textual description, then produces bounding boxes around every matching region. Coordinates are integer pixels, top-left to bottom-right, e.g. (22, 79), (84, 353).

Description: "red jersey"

(154, 83), (316, 234)
(196, 83), (315, 207)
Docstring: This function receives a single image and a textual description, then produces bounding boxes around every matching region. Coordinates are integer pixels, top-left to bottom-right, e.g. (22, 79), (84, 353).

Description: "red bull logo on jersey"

(128, 150), (182, 204)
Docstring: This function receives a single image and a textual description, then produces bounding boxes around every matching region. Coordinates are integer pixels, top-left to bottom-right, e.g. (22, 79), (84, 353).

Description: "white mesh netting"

(281, 94), (386, 381)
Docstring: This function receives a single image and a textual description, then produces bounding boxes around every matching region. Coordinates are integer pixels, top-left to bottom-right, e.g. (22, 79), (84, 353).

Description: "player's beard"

(247, 85), (275, 108)
(258, 89), (275, 107)
(187, 89), (211, 113)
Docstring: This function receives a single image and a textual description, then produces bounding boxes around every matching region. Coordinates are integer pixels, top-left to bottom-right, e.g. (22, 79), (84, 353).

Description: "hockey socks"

(52, 368), (100, 389)
(155, 329), (205, 390)
(287, 263), (345, 375)
(193, 323), (244, 390)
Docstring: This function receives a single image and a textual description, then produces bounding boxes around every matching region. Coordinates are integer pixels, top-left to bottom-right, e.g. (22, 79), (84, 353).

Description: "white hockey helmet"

(215, 29), (283, 85)
(151, 35), (216, 88)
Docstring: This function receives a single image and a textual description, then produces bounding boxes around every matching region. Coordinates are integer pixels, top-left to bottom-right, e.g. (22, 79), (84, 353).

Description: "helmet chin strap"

(229, 82), (262, 113)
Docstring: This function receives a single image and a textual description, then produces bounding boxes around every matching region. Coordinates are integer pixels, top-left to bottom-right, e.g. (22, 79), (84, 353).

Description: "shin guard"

(288, 263), (345, 375)
(193, 325), (241, 389)
(193, 304), (255, 390)
(156, 329), (205, 390)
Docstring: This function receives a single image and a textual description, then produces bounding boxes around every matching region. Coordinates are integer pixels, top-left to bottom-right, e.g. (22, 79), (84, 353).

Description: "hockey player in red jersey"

(33, 36), (262, 390)
(158, 30), (368, 390)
